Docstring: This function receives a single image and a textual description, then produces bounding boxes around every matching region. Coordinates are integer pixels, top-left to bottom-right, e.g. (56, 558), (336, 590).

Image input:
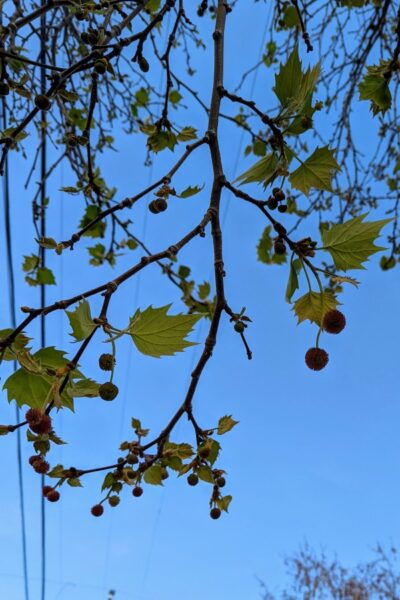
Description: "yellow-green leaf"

(217, 415), (239, 435)
(293, 290), (339, 325)
(321, 213), (392, 271)
(66, 300), (97, 341)
(289, 146), (340, 196)
(128, 305), (202, 358)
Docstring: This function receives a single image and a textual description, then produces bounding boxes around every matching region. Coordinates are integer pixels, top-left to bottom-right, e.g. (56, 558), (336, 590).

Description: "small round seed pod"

(305, 347), (329, 371)
(99, 382), (119, 401)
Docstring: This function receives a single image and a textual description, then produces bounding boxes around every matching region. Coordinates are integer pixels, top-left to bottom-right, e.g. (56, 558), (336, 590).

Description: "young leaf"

(293, 291), (339, 325)
(235, 153), (279, 187)
(66, 300), (97, 341)
(321, 213), (392, 271)
(143, 464), (163, 485)
(128, 305), (202, 358)
(217, 415), (239, 435)
(196, 465), (214, 483)
(359, 64), (392, 115)
(177, 185), (204, 199)
(217, 495), (232, 513)
(274, 46), (320, 113)
(289, 146), (341, 196)
(0, 329), (31, 362)
(285, 258), (302, 302)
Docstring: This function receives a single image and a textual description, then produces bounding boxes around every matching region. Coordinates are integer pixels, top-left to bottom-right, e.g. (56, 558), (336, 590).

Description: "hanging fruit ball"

(99, 382), (119, 401)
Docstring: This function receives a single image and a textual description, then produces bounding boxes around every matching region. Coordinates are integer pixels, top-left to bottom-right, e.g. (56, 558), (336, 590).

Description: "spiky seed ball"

(29, 454), (41, 466)
(99, 353), (115, 371)
(210, 507), (221, 520)
(0, 81), (10, 96)
(216, 476), (226, 488)
(305, 347), (329, 371)
(274, 239), (286, 255)
(234, 321), (245, 334)
(187, 473), (199, 486)
(132, 486), (143, 498)
(108, 495), (120, 508)
(75, 9), (86, 20)
(34, 94), (52, 111)
(47, 489), (60, 502)
(26, 408), (43, 426)
(277, 204), (288, 213)
(148, 198), (167, 214)
(30, 414), (52, 435)
(33, 459), (50, 474)
(126, 453), (138, 465)
(91, 504), (104, 517)
(42, 485), (53, 497)
(323, 309), (346, 334)
(272, 187), (280, 195)
(138, 56), (149, 72)
(99, 382), (119, 401)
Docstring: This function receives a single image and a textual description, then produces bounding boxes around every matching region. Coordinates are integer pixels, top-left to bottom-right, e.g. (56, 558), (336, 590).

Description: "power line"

(39, 4), (48, 599)
(2, 94), (31, 600)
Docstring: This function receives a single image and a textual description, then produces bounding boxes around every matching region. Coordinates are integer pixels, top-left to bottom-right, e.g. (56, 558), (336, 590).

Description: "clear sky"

(1, 3), (399, 600)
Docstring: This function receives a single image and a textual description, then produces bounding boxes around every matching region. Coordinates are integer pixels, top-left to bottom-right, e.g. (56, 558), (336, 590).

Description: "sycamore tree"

(0, 0), (398, 518)
(260, 545), (400, 599)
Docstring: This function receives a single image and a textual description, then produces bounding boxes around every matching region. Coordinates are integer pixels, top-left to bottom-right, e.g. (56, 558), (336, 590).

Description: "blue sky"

(1, 2), (399, 599)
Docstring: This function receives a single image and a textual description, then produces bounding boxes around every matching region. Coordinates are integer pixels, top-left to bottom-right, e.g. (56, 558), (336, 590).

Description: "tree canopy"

(0, 0), (399, 518)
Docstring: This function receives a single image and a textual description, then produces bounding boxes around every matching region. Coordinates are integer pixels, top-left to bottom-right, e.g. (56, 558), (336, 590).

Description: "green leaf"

(48, 464), (65, 478)
(274, 46), (320, 113)
(67, 477), (82, 487)
(69, 378), (99, 397)
(148, 130), (177, 153)
(78, 205), (106, 238)
(235, 153), (279, 187)
(217, 415), (239, 435)
(285, 258), (302, 302)
(169, 90), (182, 104)
(177, 126), (197, 141)
(101, 472), (116, 491)
(196, 465), (214, 483)
(289, 146), (341, 196)
(321, 213), (392, 271)
(217, 495), (232, 513)
(36, 267), (56, 285)
(163, 442), (194, 459)
(0, 329), (31, 362)
(36, 237), (57, 250)
(359, 73), (391, 115)
(177, 185), (204, 198)
(143, 464), (163, 485)
(3, 347), (88, 410)
(198, 282), (211, 300)
(66, 300), (97, 341)
(293, 290), (339, 325)
(128, 305), (202, 358)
